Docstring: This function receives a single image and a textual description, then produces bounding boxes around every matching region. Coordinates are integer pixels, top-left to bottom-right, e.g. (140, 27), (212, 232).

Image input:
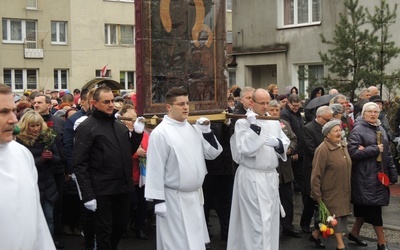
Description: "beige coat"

(310, 138), (352, 217)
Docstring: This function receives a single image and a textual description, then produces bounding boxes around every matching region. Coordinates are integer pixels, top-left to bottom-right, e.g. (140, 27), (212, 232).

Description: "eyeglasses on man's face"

(321, 116), (332, 123)
(99, 99), (115, 105)
(253, 100), (269, 106)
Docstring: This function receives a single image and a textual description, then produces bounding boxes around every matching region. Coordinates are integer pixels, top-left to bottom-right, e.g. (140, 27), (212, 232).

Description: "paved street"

(57, 183), (400, 249)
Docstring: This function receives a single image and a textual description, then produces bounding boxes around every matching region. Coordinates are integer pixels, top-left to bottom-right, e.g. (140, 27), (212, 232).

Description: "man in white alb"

(145, 87), (222, 250)
(228, 88), (290, 250)
(0, 83), (55, 250)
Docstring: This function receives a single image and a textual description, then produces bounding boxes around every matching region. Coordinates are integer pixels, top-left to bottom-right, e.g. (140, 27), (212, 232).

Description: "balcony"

(24, 38), (44, 59)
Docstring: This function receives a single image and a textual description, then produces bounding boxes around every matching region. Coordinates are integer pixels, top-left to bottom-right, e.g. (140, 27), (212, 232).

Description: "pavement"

(56, 182), (400, 249)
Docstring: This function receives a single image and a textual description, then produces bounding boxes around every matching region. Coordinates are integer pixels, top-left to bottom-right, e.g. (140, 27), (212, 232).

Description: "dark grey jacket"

(348, 117), (398, 206)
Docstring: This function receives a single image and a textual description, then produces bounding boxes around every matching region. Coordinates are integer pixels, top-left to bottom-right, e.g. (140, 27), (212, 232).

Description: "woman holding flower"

(16, 110), (61, 239)
(310, 120), (352, 250)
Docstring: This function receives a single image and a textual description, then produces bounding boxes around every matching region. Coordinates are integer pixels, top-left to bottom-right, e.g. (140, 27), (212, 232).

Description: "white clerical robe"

(228, 118), (289, 250)
(0, 141), (55, 250)
(145, 115), (222, 250)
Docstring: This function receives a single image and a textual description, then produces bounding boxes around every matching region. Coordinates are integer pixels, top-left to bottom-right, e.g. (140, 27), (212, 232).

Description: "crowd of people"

(1, 82), (399, 250)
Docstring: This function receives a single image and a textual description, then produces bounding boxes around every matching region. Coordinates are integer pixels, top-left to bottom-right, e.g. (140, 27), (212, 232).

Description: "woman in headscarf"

(347, 102), (398, 250)
(310, 120), (352, 250)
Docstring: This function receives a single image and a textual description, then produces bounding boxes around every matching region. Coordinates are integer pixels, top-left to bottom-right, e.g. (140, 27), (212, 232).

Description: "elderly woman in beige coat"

(311, 120), (352, 250)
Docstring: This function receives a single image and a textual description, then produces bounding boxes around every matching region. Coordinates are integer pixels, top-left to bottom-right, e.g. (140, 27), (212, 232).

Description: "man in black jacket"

(280, 94), (305, 196)
(73, 86), (143, 250)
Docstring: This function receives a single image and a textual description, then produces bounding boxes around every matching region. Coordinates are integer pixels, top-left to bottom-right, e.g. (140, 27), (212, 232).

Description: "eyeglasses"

(170, 102), (189, 107)
(99, 99), (115, 105)
(321, 117), (332, 123)
(253, 100), (269, 106)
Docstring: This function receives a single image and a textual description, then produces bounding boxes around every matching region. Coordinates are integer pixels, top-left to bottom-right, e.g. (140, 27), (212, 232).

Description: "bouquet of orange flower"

(318, 201), (337, 238)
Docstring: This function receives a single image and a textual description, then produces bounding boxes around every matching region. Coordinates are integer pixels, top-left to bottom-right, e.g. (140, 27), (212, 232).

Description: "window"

(105, 24), (135, 45)
(2, 19), (37, 44)
(51, 21), (67, 44)
(3, 69), (38, 91)
(227, 31), (232, 44)
(228, 68), (236, 87)
(279, 0), (320, 28)
(226, 0), (232, 11)
(54, 69), (68, 89)
(26, 0), (38, 9)
(96, 69), (111, 78)
(120, 71), (135, 89)
(298, 64), (324, 97)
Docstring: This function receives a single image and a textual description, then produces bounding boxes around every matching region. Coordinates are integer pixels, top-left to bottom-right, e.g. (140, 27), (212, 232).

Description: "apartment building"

(230, 0), (400, 97)
(1, 0), (136, 93)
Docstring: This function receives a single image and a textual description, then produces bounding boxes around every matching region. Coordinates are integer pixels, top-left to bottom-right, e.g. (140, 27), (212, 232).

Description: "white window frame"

(278, 0), (321, 28)
(105, 24), (135, 45)
(2, 19), (37, 44)
(51, 21), (67, 44)
(3, 69), (38, 91)
(120, 71), (135, 89)
(54, 69), (69, 90)
(26, 0), (38, 9)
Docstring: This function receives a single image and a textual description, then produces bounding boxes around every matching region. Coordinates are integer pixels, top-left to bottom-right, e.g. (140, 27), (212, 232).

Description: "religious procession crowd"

(0, 83), (399, 250)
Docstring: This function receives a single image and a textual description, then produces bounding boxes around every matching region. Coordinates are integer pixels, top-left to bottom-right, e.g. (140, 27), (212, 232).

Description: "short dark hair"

(35, 94), (51, 104)
(93, 86), (112, 101)
(165, 87), (188, 103)
(80, 89), (89, 101)
(288, 94), (301, 103)
(0, 83), (12, 95)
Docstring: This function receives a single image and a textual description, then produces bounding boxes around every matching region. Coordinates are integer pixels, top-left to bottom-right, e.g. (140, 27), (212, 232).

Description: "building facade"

(230, 0), (400, 97)
(1, 0), (136, 93)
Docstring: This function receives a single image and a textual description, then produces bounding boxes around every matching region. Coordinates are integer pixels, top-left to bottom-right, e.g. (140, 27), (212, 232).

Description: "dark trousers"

(203, 174), (234, 240)
(53, 173), (64, 235)
(95, 193), (130, 250)
(279, 181), (294, 230)
(300, 195), (317, 228)
(62, 193), (81, 229)
(82, 207), (96, 249)
(291, 157), (305, 195)
(129, 185), (148, 231)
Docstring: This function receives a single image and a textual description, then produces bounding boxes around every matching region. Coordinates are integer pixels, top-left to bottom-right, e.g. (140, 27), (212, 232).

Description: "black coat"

(73, 109), (143, 202)
(42, 114), (66, 174)
(280, 105), (305, 155)
(348, 117), (398, 206)
(205, 122), (233, 175)
(16, 137), (60, 203)
(303, 119), (325, 195)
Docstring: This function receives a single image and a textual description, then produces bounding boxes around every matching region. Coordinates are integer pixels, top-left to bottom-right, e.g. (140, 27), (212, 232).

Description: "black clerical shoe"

(309, 235), (326, 249)
(282, 228), (302, 238)
(348, 232), (368, 246)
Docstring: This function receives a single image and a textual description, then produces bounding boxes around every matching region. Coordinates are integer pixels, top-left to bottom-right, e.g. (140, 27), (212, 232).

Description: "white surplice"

(228, 118), (289, 250)
(0, 141), (55, 250)
(145, 115), (222, 250)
